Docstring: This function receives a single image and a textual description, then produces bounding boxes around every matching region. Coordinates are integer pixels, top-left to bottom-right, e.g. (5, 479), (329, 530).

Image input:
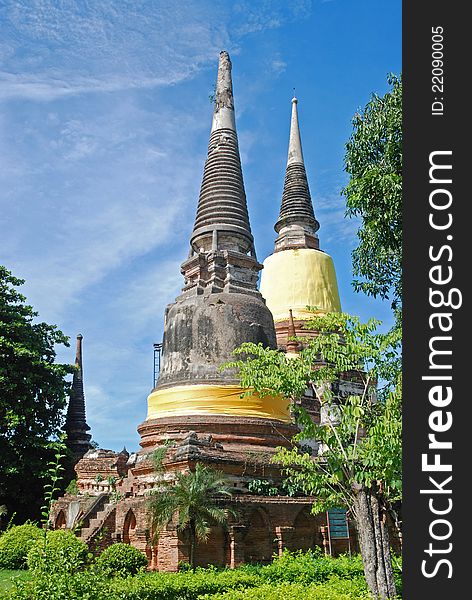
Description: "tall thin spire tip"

(211, 50), (235, 133)
(273, 93), (319, 247)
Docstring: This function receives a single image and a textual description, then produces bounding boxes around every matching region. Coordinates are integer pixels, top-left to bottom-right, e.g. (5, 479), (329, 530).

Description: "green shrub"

(65, 479), (79, 495)
(1, 569), (259, 600)
(3, 570), (110, 600)
(0, 524), (43, 569)
(26, 529), (89, 574)
(392, 554), (402, 596)
(1, 576), (371, 600)
(96, 543), (148, 575)
(108, 568), (261, 599)
(256, 548), (332, 584)
(201, 577), (371, 600)
(239, 549), (365, 585)
(1, 550), (399, 600)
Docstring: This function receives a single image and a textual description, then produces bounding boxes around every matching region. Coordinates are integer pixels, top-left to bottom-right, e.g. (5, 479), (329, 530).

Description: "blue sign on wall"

(327, 508), (349, 539)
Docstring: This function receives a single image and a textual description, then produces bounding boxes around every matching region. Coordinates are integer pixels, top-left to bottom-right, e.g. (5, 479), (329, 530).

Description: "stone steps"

(79, 502), (114, 543)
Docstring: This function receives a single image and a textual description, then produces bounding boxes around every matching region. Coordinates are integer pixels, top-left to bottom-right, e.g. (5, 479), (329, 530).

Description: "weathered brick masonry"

(52, 50), (376, 570)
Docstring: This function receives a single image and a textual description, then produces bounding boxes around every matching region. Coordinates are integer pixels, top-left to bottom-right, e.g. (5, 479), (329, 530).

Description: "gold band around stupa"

(260, 248), (341, 322)
(147, 384), (291, 423)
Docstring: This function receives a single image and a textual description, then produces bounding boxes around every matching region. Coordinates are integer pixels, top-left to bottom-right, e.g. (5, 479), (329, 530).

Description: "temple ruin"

(52, 51), (358, 569)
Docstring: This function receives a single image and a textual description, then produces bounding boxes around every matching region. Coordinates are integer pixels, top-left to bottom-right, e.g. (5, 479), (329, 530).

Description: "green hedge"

(0, 524), (43, 570)
(1, 550), (401, 600)
(1, 570), (109, 600)
(108, 569), (261, 600)
(3, 569), (261, 600)
(240, 549), (365, 585)
(2, 574), (370, 600)
(201, 578), (371, 600)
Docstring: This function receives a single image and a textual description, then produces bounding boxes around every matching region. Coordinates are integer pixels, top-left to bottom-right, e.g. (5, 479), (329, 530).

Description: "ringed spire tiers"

(51, 56), (365, 571)
(260, 97), (341, 343)
(190, 51), (255, 259)
(179, 51), (262, 298)
(64, 334), (92, 460)
(140, 50), (292, 441)
(274, 96), (320, 253)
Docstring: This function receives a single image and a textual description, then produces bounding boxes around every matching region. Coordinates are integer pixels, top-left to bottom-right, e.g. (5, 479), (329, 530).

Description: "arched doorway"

(244, 509), (272, 564)
(293, 507), (320, 552)
(195, 524), (228, 568)
(55, 510), (66, 529)
(123, 509), (137, 545)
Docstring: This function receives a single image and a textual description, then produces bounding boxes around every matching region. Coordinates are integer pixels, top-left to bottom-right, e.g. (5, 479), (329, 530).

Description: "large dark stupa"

(138, 51), (294, 454)
(50, 52), (361, 571)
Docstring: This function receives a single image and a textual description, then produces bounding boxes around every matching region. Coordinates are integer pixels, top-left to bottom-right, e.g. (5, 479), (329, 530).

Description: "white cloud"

(110, 260), (184, 334)
(0, 1), (230, 101)
(316, 192), (359, 245)
(56, 262), (185, 450)
(0, 0), (318, 451)
(0, 1), (313, 102)
(232, 0), (312, 35)
(1, 93), (203, 321)
(0, 72), (199, 102)
(271, 59), (287, 75)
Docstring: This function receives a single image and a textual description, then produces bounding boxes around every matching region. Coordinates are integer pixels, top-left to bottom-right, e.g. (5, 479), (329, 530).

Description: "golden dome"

(260, 248), (341, 322)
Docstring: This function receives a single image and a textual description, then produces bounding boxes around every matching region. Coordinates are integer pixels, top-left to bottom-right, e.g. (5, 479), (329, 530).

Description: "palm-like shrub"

(148, 463), (233, 569)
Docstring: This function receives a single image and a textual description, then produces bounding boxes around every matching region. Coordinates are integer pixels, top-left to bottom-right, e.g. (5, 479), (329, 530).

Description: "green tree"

(227, 312), (401, 600)
(0, 266), (73, 523)
(343, 74), (402, 318)
(148, 462), (234, 569)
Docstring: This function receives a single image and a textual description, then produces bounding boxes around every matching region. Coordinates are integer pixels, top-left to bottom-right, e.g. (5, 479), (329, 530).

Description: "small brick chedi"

(52, 51), (355, 569)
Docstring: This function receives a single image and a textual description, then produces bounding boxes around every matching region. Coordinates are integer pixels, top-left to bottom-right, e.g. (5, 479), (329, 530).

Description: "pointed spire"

(287, 97), (304, 165)
(180, 51), (262, 297)
(274, 97), (320, 252)
(190, 50), (254, 257)
(64, 334), (91, 460)
(75, 333), (83, 372)
(70, 334), (85, 420)
(211, 51), (236, 133)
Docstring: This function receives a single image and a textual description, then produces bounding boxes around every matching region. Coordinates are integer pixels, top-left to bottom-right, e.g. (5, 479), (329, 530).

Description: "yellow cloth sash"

(147, 384), (291, 422)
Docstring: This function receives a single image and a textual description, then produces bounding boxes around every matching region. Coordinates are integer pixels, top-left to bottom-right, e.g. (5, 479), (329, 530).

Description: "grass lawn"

(0, 570), (31, 593)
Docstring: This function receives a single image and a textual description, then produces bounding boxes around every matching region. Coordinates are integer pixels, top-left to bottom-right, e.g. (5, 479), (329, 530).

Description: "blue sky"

(1, 0), (401, 451)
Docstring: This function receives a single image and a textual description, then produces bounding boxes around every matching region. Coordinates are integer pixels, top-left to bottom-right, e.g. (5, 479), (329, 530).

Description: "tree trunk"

(387, 502), (402, 553)
(189, 520), (196, 570)
(353, 483), (397, 599)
